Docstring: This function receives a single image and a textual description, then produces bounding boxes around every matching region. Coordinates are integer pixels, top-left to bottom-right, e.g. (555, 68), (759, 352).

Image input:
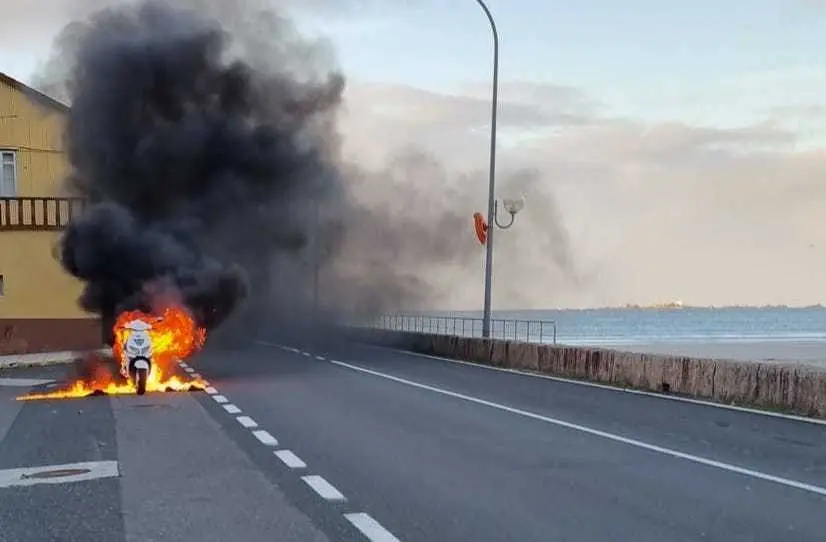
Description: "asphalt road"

(2, 340), (826, 541)
(0, 365), (336, 542)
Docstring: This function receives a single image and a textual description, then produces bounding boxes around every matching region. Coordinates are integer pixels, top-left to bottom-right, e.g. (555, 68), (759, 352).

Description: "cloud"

(8, 1), (826, 309)
(338, 80), (826, 308)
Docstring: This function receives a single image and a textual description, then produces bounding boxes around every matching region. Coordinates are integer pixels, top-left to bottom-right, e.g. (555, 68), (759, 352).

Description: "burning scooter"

(15, 305), (207, 401)
(121, 318), (155, 395)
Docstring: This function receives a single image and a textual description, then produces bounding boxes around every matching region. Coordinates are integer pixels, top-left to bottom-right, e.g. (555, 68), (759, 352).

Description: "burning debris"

(17, 305), (206, 401)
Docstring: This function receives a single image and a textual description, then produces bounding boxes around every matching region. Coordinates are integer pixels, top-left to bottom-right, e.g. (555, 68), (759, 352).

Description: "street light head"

(501, 196), (525, 215)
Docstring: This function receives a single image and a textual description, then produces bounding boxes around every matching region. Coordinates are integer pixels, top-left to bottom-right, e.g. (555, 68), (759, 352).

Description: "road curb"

(0, 348), (112, 369)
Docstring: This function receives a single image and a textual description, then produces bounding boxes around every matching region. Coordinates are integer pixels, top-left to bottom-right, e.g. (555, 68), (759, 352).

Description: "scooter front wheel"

(134, 367), (148, 395)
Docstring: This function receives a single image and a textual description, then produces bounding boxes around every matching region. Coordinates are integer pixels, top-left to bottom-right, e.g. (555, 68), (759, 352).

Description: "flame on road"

(17, 305), (207, 401)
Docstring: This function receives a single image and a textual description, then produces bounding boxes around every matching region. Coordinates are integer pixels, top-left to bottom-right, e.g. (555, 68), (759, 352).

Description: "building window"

(0, 151), (17, 197)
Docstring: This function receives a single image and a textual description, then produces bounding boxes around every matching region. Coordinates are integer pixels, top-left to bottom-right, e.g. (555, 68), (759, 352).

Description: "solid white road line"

(369, 344), (826, 427)
(237, 416), (258, 428)
(301, 475), (346, 502)
(212, 395), (229, 404)
(223, 404), (242, 414)
(0, 461), (120, 488)
(252, 430), (279, 446)
(274, 450), (307, 469)
(329, 359), (826, 498)
(344, 513), (400, 542)
(204, 386), (218, 395)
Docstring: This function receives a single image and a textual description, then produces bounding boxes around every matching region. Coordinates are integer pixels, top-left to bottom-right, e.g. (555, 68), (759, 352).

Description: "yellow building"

(0, 72), (100, 354)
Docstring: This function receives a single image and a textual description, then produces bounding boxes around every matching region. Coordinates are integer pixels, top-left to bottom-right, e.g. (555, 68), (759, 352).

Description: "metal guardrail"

(368, 314), (557, 344)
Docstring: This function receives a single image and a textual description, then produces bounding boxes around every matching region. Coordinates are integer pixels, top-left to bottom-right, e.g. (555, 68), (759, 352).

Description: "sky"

(299, 0), (826, 140)
(2, 0), (826, 309)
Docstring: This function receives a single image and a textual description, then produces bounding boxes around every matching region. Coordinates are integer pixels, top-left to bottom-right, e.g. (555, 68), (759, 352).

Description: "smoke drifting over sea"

(39, 0), (579, 340)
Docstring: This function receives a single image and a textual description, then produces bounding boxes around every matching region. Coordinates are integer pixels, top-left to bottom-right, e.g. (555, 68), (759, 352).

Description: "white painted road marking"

(179, 362), (189, 368)
(302, 352), (311, 357)
(330, 359), (826, 498)
(204, 386), (218, 395)
(0, 461), (120, 488)
(184, 367), (195, 373)
(0, 378), (55, 387)
(252, 430), (279, 446)
(274, 450), (307, 469)
(254, 340), (297, 354)
(237, 416), (258, 428)
(223, 404), (241, 414)
(315, 355), (326, 361)
(374, 345), (826, 427)
(344, 513), (400, 542)
(191, 373), (202, 379)
(212, 395), (229, 404)
(301, 475), (346, 502)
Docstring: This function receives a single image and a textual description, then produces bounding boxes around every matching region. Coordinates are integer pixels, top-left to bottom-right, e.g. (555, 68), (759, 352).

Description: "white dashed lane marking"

(252, 430), (279, 446)
(184, 367), (195, 373)
(274, 450), (307, 469)
(344, 513), (401, 542)
(206, 344), (403, 542)
(301, 475), (347, 502)
(237, 416), (258, 429)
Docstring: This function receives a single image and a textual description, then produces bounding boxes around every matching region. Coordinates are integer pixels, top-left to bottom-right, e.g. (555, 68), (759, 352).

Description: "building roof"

(0, 72), (69, 114)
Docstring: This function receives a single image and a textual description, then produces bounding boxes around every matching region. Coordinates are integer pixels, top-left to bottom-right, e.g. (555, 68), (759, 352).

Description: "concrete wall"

(347, 328), (826, 419)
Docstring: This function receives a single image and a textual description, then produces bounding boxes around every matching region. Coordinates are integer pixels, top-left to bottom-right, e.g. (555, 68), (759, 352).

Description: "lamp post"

(474, 0), (526, 338)
(475, 0), (501, 339)
(312, 194), (320, 326)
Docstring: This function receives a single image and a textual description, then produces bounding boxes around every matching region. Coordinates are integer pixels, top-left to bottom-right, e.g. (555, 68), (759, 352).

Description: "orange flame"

(17, 305), (207, 401)
(113, 305), (207, 375)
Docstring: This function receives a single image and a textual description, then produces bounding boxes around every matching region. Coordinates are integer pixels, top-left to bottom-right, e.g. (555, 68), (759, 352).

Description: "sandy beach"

(611, 341), (826, 369)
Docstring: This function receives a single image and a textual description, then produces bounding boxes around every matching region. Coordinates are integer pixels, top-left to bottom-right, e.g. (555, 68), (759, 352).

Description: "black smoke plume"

(55, 1), (347, 338)
(40, 0), (582, 347)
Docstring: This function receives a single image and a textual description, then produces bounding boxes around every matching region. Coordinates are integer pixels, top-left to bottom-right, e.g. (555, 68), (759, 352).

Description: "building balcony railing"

(0, 197), (86, 231)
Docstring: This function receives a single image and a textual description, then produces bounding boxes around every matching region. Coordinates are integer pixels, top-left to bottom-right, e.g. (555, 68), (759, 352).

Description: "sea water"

(406, 306), (826, 365)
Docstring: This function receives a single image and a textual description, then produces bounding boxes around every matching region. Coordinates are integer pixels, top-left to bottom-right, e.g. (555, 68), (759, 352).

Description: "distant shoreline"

(420, 305), (826, 314)
(588, 304), (826, 311)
